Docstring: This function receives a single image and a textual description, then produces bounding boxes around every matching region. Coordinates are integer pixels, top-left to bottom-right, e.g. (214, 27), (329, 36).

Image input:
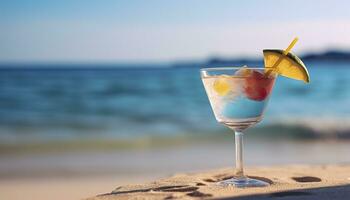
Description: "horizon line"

(1, 48), (350, 66)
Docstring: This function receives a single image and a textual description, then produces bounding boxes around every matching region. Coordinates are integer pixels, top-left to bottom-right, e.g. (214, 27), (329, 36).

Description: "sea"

(0, 61), (350, 146)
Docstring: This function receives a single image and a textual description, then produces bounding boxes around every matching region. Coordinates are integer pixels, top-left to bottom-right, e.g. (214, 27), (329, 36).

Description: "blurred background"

(1, 0), (350, 200)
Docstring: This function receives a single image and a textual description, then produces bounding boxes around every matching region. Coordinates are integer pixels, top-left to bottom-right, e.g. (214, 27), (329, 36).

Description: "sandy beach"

(2, 163), (350, 200)
(1, 140), (350, 200)
(87, 164), (350, 200)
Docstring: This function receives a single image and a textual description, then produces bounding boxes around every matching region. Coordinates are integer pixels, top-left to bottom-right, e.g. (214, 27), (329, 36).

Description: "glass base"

(217, 177), (270, 188)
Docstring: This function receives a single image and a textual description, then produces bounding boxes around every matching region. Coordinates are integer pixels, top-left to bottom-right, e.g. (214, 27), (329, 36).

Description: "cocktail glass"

(201, 67), (276, 187)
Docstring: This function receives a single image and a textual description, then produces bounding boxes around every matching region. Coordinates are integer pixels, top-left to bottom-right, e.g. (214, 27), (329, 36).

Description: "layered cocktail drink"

(202, 67), (275, 131)
(200, 38), (310, 187)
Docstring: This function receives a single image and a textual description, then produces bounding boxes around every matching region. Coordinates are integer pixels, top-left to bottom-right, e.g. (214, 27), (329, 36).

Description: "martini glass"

(201, 67), (276, 187)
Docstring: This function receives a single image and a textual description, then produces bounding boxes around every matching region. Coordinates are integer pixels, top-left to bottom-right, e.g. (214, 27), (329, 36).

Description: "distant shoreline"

(1, 50), (350, 68)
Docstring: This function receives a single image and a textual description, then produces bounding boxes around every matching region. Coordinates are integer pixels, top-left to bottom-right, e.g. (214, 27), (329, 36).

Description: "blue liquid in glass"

(222, 97), (267, 119)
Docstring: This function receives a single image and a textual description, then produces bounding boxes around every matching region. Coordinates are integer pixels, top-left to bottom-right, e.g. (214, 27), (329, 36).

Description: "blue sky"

(1, 0), (350, 62)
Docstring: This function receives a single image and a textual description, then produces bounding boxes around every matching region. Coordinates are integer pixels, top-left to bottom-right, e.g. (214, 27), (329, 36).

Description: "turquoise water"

(0, 61), (349, 143)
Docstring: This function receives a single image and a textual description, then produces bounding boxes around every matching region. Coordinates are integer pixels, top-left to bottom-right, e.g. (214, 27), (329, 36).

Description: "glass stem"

(235, 131), (244, 178)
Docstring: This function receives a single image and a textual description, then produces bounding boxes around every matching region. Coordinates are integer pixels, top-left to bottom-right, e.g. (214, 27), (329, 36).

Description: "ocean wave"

(1, 116), (350, 146)
(1, 117), (350, 154)
(251, 117), (350, 139)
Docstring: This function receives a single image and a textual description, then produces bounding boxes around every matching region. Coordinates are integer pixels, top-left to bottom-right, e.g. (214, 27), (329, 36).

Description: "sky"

(1, 0), (350, 63)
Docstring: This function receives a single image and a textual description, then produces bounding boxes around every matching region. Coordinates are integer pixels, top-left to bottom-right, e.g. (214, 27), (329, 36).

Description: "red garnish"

(244, 71), (275, 101)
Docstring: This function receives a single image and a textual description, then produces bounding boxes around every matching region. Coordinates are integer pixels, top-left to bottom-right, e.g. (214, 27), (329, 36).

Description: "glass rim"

(200, 66), (274, 72)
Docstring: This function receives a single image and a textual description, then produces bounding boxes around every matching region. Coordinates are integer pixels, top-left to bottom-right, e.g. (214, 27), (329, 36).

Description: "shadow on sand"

(217, 184), (350, 200)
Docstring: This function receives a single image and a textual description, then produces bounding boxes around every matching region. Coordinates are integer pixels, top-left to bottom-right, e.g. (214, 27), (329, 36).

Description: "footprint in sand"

(203, 178), (216, 183)
(292, 176), (322, 183)
(187, 191), (213, 198)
